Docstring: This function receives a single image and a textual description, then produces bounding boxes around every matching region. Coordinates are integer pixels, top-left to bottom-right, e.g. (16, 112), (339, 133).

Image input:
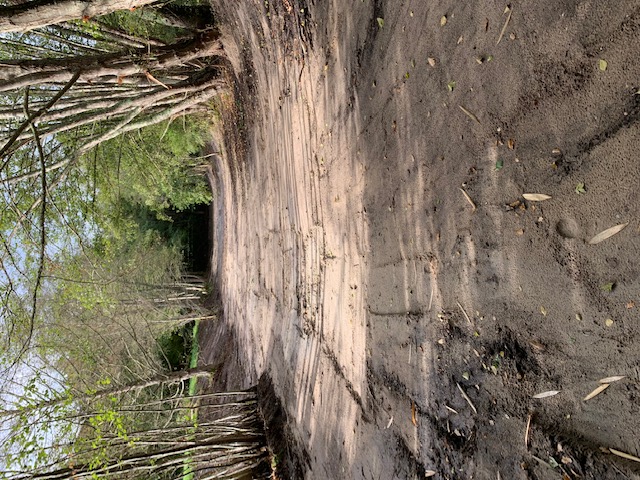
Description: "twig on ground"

(456, 383), (477, 414)
(459, 187), (477, 211)
(457, 301), (472, 324)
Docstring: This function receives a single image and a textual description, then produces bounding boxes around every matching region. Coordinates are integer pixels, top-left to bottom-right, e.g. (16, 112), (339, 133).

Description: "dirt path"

(204, 1), (640, 478)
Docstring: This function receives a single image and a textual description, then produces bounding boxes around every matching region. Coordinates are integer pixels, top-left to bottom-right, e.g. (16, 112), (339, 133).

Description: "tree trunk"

(0, 365), (217, 419)
(0, 32), (222, 92)
(0, 0), (159, 34)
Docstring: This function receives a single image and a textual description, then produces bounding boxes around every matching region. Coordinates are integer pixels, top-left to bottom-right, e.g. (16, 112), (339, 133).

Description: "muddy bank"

(204, 1), (640, 478)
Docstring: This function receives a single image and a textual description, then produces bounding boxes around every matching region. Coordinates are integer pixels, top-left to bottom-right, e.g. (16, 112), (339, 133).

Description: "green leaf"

(575, 182), (586, 194)
(601, 282), (615, 292)
(447, 80), (456, 92)
(599, 59), (608, 71)
(376, 17), (384, 28)
(495, 159), (504, 170)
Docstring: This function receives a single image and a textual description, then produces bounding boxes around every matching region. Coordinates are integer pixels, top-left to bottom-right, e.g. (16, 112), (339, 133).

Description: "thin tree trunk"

(0, 0), (159, 34)
(0, 32), (222, 92)
(0, 365), (216, 419)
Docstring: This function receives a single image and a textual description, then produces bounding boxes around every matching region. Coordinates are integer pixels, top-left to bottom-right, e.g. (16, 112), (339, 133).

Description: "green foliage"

(89, 115), (212, 223)
(156, 323), (195, 372)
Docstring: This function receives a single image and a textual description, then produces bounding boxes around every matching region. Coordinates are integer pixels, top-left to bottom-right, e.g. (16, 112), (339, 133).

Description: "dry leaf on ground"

(523, 193), (552, 201)
(583, 383), (609, 401)
(588, 223), (629, 244)
(533, 390), (560, 399)
(599, 376), (625, 384)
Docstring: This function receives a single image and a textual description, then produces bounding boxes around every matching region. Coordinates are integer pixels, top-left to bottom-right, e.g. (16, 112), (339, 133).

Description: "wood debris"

(496, 5), (512, 45)
(459, 187), (477, 211)
(457, 383), (478, 414)
(608, 448), (640, 464)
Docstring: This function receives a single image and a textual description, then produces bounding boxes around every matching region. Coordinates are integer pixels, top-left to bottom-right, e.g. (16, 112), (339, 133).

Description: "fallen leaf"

(552, 148), (562, 155)
(440, 15), (448, 26)
(588, 223), (629, 245)
(507, 138), (515, 149)
(495, 159), (504, 170)
(462, 371), (470, 380)
(486, 54), (494, 62)
(523, 193), (552, 201)
(376, 17), (384, 28)
(599, 375), (625, 384)
(605, 318), (614, 327)
(601, 282), (615, 292)
(459, 105), (481, 123)
(609, 448), (640, 464)
(515, 228), (524, 236)
(533, 390), (560, 399)
(599, 59), (608, 71)
(561, 456), (572, 465)
(575, 182), (586, 194)
(425, 471), (437, 478)
(626, 301), (635, 309)
(428, 57), (436, 67)
(540, 306), (547, 316)
(447, 80), (456, 91)
(583, 383), (609, 401)
(411, 401), (417, 426)
(457, 35), (464, 44)
(497, 6), (513, 45)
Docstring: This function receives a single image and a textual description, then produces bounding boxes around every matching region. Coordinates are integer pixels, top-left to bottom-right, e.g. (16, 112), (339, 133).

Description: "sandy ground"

(202, 1), (640, 478)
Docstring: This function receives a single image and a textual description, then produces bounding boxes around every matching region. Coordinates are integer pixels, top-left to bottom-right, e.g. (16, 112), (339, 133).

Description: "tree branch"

(0, 71), (81, 168)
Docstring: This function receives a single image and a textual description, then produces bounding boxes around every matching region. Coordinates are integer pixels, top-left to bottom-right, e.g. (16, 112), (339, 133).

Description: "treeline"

(0, 1), (271, 478)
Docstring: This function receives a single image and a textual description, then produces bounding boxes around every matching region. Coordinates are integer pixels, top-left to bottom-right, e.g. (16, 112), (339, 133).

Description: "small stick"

(445, 405), (459, 414)
(408, 343), (412, 365)
(459, 187), (477, 211)
(497, 6), (512, 45)
(428, 283), (434, 311)
(525, 414), (532, 448)
(386, 416), (394, 429)
(459, 105), (481, 124)
(457, 301), (472, 324)
(609, 448), (640, 464)
(456, 383), (478, 414)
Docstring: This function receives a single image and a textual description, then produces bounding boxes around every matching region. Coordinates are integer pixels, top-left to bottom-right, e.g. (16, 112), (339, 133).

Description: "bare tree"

(0, 0), (159, 33)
